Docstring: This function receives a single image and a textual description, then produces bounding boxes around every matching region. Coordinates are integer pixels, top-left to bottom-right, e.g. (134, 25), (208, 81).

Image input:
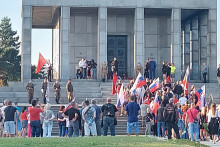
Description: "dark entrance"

(107, 35), (127, 78)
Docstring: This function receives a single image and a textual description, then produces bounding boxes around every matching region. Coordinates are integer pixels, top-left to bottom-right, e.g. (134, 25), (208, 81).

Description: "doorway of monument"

(107, 35), (127, 78)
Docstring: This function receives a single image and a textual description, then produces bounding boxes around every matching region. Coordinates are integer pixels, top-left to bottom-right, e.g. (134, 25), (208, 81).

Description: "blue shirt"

(91, 104), (101, 122)
(125, 102), (140, 123)
(14, 106), (21, 122)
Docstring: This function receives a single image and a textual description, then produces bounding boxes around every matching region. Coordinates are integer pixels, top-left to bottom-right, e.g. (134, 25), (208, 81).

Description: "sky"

(0, 0), (219, 66)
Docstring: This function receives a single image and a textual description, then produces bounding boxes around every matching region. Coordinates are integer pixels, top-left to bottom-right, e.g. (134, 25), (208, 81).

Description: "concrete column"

(21, 4), (32, 82)
(171, 8), (181, 80)
(191, 17), (199, 80)
(207, 9), (217, 82)
(134, 8), (145, 76)
(60, 6), (70, 80)
(97, 7), (107, 80)
(182, 21), (190, 74)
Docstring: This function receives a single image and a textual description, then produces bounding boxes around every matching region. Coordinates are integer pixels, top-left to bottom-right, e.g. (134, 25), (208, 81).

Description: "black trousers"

(167, 122), (180, 139)
(47, 70), (52, 82)
(203, 72), (207, 83)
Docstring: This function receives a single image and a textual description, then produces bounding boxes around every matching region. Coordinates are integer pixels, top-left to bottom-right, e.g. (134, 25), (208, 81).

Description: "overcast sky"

(0, 0), (219, 66)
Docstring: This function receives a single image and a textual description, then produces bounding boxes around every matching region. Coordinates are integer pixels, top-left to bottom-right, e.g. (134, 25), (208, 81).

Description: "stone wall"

(69, 12), (98, 79)
(144, 11), (171, 79)
(107, 13), (134, 78)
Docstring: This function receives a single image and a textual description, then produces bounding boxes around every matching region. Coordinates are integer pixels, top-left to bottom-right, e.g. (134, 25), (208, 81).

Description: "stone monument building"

(21, 0), (217, 82)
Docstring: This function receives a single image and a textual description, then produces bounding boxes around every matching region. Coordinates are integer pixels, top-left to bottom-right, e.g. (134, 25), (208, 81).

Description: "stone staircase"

(0, 79), (219, 136)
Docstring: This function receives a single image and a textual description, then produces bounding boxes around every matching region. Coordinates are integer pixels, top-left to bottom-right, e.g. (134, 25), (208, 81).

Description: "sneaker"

(210, 140), (213, 142)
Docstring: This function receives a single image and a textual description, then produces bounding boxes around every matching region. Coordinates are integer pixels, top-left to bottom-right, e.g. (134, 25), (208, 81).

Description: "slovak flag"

(116, 84), (125, 108)
(152, 93), (160, 115)
(149, 78), (160, 93)
(182, 66), (189, 94)
(196, 85), (206, 108)
(130, 73), (146, 94)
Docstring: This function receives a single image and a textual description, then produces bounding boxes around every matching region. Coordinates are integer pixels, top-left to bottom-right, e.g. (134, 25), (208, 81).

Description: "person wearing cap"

(111, 57), (118, 75)
(164, 98), (180, 139)
(91, 99), (102, 136)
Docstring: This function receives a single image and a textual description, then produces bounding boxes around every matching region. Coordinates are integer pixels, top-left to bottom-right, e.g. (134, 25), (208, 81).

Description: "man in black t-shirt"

(101, 97), (118, 136)
(63, 102), (79, 137)
(4, 101), (19, 137)
(156, 103), (165, 137)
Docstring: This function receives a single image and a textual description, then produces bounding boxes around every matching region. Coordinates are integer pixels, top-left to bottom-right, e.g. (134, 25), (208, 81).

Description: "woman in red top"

(20, 106), (28, 137)
(28, 100), (42, 137)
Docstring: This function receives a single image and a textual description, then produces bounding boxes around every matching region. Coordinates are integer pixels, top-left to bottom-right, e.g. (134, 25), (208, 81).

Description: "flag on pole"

(130, 73), (146, 94)
(196, 85), (206, 108)
(166, 76), (170, 83)
(112, 73), (118, 95)
(116, 84), (125, 108)
(35, 53), (47, 74)
(182, 66), (189, 94)
(152, 93), (160, 115)
(149, 78), (160, 93)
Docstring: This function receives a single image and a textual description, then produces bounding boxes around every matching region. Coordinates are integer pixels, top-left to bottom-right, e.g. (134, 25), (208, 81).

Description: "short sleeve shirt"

(125, 102), (140, 123)
(28, 107), (42, 121)
(186, 108), (198, 123)
(64, 107), (78, 121)
(4, 106), (17, 122)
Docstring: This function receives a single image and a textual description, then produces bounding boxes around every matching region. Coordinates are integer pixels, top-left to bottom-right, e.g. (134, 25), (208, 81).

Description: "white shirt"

(140, 104), (148, 116)
(79, 60), (83, 68)
(82, 60), (87, 68)
(179, 97), (187, 106)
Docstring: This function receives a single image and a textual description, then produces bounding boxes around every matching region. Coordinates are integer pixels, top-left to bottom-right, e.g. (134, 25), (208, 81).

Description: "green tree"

(31, 65), (46, 79)
(0, 17), (21, 84)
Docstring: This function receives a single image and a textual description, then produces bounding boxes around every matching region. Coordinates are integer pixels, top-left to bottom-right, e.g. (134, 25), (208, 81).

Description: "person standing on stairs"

(26, 80), (35, 104)
(41, 78), (48, 104)
(66, 79), (74, 103)
(53, 79), (61, 104)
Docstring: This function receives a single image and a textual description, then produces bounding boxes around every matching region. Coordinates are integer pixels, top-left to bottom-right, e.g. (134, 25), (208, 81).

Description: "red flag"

(182, 66), (189, 94)
(112, 73), (118, 95)
(35, 53), (47, 74)
(166, 76), (170, 83)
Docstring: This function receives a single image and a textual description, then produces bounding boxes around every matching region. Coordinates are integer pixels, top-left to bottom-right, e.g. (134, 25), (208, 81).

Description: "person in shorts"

(3, 101), (19, 137)
(20, 106), (28, 137)
(14, 102), (22, 137)
(125, 95), (141, 136)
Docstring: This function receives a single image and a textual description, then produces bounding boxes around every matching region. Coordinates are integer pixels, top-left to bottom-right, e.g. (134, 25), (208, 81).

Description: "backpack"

(103, 104), (115, 117)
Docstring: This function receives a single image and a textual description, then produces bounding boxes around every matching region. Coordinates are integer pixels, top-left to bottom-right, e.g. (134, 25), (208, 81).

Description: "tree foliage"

(0, 17), (21, 84)
(31, 65), (46, 79)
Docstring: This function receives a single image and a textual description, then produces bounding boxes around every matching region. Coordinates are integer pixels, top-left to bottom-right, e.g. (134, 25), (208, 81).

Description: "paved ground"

(200, 141), (220, 147)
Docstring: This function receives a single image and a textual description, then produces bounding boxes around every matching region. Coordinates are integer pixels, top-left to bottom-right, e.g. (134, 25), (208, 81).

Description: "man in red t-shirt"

(185, 103), (200, 142)
(28, 100), (42, 137)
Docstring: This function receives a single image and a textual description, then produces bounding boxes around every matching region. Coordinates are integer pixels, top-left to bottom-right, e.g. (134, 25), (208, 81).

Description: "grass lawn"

(0, 136), (208, 147)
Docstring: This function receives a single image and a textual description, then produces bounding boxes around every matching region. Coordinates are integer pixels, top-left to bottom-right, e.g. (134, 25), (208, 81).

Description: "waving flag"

(136, 73), (147, 88)
(112, 73), (118, 95)
(116, 84), (125, 108)
(149, 78), (160, 93)
(166, 76), (170, 83)
(196, 85), (206, 108)
(152, 93), (160, 115)
(182, 66), (189, 94)
(35, 53), (47, 74)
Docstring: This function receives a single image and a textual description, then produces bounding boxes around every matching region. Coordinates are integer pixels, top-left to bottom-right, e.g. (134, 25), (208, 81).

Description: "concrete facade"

(21, 0), (217, 82)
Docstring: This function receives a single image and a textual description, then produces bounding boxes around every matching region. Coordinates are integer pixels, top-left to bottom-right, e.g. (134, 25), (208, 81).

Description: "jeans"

(68, 120), (79, 137)
(145, 122), (151, 135)
(149, 69), (155, 80)
(91, 68), (96, 79)
(43, 123), (53, 137)
(202, 72), (207, 83)
(167, 122), (180, 139)
(157, 122), (165, 137)
(95, 120), (101, 136)
(84, 121), (97, 136)
(59, 125), (66, 137)
(83, 68), (87, 79)
(127, 122), (139, 134)
(188, 122), (199, 141)
(103, 116), (115, 136)
(30, 121), (41, 137)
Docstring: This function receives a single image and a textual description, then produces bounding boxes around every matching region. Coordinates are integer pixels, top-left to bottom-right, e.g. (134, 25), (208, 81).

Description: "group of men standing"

(26, 78), (74, 104)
